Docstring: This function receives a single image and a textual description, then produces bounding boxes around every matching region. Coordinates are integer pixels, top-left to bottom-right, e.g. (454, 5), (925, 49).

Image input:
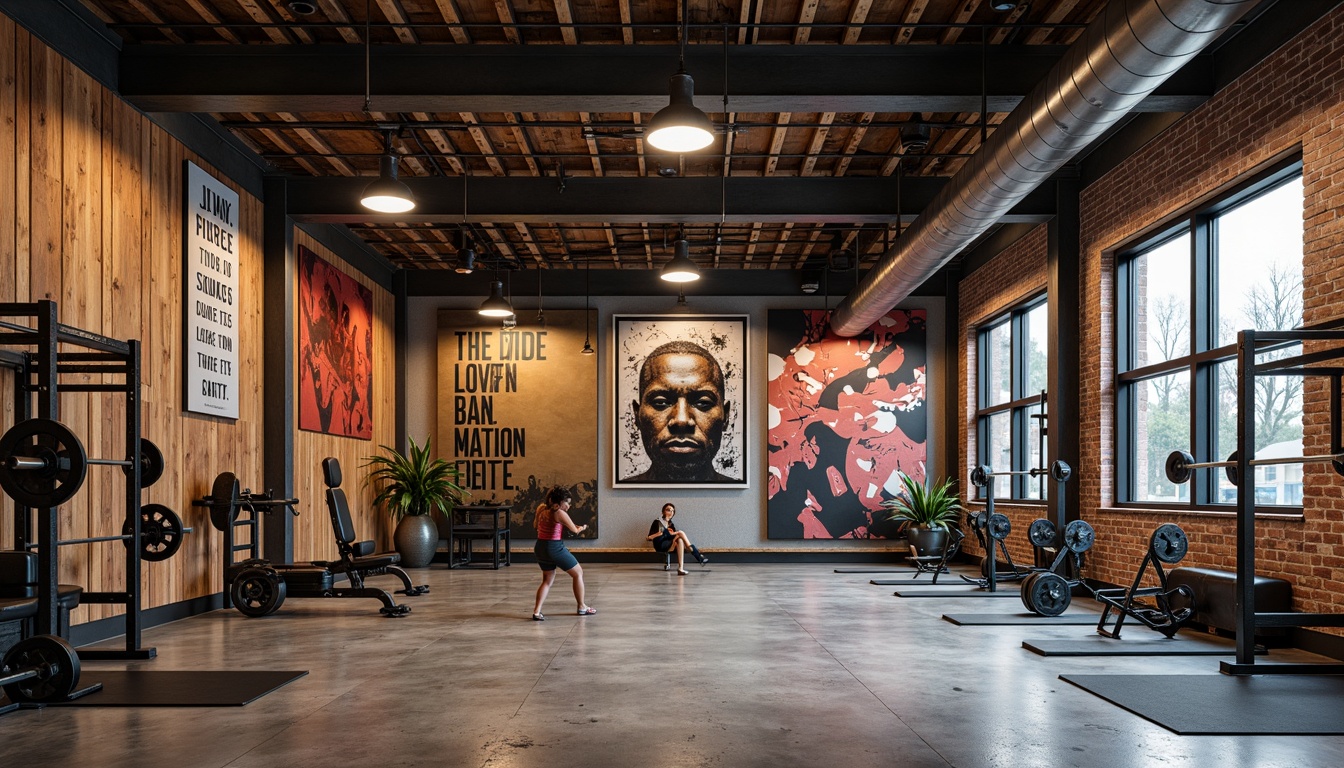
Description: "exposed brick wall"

(1064, 8), (1344, 613)
(958, 224), (1048, 564)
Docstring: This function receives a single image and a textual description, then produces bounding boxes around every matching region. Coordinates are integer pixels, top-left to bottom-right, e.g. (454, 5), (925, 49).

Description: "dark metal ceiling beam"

(118, 44), (1213, 114)
(283, 176), (1056, 225)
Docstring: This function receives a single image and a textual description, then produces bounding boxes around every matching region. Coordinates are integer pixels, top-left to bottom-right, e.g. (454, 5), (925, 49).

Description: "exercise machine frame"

(1, 301), (155, 659)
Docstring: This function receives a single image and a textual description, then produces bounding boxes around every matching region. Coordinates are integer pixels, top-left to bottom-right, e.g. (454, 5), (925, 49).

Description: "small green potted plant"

(363, 436), (466, 568)
(880, 473), (962, 558)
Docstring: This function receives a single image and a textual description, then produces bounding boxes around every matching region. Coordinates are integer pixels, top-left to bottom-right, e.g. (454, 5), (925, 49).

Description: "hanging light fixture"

(645, 0), (714, 153)
(660, 236), (700, 283)
(454, 174), (475, 273)
(581, 255), (595, 355)
(360, 130), (416, 213)
(478, 279), (514, 318)
(454, 232), (477, 274)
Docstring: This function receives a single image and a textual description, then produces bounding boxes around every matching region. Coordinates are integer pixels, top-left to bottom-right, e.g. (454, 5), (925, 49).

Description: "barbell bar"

(970, 460), (1072, 488)
(0, 635), (81, 704)
(21, 504), (188, 562)
(1164, 449), (1344, 486)
(0, 418), (164, 508)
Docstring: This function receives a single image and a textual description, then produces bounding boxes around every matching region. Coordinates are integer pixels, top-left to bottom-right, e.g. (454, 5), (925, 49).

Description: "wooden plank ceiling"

(78, 0), (1108, 272)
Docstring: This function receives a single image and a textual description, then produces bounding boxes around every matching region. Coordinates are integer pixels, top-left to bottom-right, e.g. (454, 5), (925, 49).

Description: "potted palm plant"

(880, 473), (962, 558)
(363, 437), (466, 568)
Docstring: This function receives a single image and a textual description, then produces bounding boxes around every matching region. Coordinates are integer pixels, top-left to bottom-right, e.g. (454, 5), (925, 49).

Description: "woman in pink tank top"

(531, 486), (595, 620)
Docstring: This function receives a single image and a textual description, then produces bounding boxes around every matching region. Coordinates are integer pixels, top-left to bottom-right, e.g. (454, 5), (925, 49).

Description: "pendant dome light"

(478, 279), (514, 318)
(581, 255), (595, 355)
(646, 0), (714, 153)
(660, 236), (700, 283)
(360, 130), (416, 213)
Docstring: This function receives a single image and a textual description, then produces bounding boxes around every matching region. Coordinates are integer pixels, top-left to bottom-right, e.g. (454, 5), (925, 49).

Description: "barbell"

(195, 472), (300, 532)
(27, 504), (189, 562)
(970, 460), (1072, 488)
(0, 418), (164, 508)
(1164, 449), (1344, 487)
(0, 634), (80, 704)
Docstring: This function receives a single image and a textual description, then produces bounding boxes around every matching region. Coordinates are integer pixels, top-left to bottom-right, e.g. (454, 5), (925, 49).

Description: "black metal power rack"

(1224, 328), (1344, 675)
(0, 300), (155, 660)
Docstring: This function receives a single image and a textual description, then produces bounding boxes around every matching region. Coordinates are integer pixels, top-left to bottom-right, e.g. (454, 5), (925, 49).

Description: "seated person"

(646, 502), (708, 575)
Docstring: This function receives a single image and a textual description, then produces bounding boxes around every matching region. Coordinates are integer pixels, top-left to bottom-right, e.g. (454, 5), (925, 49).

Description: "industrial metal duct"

(830, 0), (1260, 336)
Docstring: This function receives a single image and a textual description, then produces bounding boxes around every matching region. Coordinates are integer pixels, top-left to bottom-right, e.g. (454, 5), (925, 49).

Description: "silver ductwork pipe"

(830, 0), (1260, 336)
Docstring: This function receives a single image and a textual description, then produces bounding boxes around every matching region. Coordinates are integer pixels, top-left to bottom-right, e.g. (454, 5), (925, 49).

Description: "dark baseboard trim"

(69, 593), (223, 649)
(1291, 627), (1344, 663)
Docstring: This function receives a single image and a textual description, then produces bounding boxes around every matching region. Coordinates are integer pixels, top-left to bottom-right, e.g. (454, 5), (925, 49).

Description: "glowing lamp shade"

(660, 239), (701, 283)
(360, 154), (416, 213)
(646, 72), (714, 153)
(478, 280), (515, 318)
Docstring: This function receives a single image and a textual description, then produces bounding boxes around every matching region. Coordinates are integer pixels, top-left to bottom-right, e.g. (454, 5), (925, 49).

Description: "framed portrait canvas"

(297, 245), (375, 439)
(613, 314), (748, 488)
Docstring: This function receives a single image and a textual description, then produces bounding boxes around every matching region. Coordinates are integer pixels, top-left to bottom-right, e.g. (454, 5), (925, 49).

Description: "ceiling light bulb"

(478, 280), (515, 318)
(360, 154), (416, 213)
(646, 71), (715, 153)
(660, 239), (701, 283)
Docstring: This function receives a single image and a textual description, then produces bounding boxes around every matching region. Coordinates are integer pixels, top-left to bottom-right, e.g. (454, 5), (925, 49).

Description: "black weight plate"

(1164, 450), (1193, 485)
(209, 472), (240, 532)
(1019, 572), (1041, 612)
(1063, 520), (1096, 554)
(0, 418), (88, 508)
(128, 438), (165, 488)
(970, 465), (989, 488)
(1026, 572), (1072, 616)
(1049, 460), (1072, 483)
(1224, 451), (1240, 487)
(231, 567), (286, 617)
(986, 513), (1011, 541)
(124, 504), (183, 562)
(1028, 518), (1056, 548)
(1150, 523), (1189, 564)
(1, 634), (80, 704)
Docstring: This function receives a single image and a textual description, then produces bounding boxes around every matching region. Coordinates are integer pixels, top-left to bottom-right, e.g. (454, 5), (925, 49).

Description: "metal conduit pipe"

(830, 0), (1260, 337)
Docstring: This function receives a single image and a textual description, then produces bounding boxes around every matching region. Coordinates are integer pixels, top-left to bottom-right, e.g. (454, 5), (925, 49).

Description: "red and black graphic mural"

(766, 309), (927, 539)
(298, 245), (374, 439)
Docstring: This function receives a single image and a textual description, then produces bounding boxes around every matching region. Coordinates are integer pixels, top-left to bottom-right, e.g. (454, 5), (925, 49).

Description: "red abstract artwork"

(766, 309), (927, 539)
(298, 246), (374, 439)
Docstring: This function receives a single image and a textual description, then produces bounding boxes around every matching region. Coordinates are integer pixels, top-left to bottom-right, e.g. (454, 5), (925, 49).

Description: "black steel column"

(262, 175), (295, 562)
(394, 269), (408, 453)
(35, 301), (59, 636)
(124, 340), (145, 653)
(1047, 169), (1081, 529)
(1234, 331), (1257, 666)
(943, 266), (960, 486)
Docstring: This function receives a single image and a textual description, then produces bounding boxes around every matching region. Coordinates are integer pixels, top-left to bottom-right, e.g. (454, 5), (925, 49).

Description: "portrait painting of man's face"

(614, 315), (747, 488)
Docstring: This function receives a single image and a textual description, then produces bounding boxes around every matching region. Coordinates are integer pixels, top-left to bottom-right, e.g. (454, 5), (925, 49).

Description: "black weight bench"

(0, 551), (83, 656)
(1167, 566), (1293, 638)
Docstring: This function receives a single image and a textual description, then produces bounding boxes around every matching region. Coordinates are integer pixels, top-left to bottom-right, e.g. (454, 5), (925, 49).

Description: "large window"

(976, 297), (1048, 500)
(1116, 161), (1304, 509)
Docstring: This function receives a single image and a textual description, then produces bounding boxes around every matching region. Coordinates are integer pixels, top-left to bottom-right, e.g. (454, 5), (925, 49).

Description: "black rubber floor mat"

(1060, 674), (1344, 734)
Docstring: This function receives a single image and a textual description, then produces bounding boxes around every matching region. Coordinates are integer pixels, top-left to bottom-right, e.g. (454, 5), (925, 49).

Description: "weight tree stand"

(963, 460), (1073, 591)
(0, 301), (155, 660)
(1094, 523), (1194, 639)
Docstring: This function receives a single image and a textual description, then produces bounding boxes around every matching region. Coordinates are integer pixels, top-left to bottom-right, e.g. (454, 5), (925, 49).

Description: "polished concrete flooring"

(3, 563), (1344, 767)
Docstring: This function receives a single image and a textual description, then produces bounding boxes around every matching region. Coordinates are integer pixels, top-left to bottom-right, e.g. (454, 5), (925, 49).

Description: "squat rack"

(0, 300), (154, 660)
(1225, 328), (1344, 675)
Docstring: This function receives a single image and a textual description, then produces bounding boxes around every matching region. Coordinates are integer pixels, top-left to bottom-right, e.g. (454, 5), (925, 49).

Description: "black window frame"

(1114, 156), (1304, 512)
(975, 294), (1048, 501)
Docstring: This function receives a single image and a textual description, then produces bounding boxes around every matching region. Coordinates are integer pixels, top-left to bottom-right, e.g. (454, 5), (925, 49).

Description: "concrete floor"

(3, 563), (1344, 767)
